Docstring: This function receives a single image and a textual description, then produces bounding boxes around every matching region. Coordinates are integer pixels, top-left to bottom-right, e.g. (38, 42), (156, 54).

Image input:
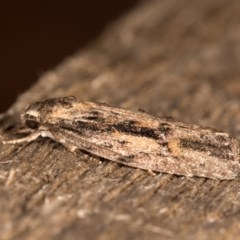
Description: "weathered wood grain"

(1, 0), (240, 239)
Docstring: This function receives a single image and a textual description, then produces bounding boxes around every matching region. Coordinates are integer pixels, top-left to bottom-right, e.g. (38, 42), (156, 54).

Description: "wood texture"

(1, 0), (240, 239)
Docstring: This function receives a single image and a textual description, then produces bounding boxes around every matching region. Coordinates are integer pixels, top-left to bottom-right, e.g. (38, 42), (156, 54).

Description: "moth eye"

(26, 120), (39, 129)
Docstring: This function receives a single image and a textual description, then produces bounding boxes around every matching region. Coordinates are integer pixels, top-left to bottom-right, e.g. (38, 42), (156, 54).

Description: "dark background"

(0, 1), (138, 112)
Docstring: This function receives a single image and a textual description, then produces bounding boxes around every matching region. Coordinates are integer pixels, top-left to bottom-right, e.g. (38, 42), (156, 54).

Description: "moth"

(2, 96), (240, 179)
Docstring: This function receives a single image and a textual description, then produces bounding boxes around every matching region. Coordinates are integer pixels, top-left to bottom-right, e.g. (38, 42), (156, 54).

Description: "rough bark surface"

(1, 0), (240, 239)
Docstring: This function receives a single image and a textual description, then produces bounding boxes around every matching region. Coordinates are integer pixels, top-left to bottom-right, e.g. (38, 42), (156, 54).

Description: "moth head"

(20, 97), (77, 130)
(21, 108), (41, 130)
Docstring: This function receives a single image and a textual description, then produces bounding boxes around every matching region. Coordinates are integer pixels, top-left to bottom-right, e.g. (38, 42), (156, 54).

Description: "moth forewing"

(2, 96), (240, 180)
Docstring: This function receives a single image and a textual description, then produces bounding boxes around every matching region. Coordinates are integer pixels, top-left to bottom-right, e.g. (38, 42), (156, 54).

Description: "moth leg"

(2, 130), (54, 145)
(51, 136), (78, 154)
(147, 169), (156, 176)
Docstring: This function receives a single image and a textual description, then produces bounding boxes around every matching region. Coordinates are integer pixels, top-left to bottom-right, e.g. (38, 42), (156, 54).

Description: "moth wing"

(48, 121), (163, 172)
(45, 102), (240, 179)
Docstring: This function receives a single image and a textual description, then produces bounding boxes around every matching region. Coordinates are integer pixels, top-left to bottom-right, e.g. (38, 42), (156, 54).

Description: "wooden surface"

(1, 0), (240, 239)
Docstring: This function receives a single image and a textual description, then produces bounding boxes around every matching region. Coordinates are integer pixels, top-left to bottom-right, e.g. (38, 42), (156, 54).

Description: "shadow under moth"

(2, 96), (240, 179)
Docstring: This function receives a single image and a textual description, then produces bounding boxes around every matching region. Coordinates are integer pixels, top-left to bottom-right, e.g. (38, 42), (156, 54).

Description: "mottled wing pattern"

(43, 101), (240, 179)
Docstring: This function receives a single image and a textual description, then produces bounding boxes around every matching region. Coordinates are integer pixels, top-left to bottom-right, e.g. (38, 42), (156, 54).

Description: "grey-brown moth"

(2, 96), (240, 179)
